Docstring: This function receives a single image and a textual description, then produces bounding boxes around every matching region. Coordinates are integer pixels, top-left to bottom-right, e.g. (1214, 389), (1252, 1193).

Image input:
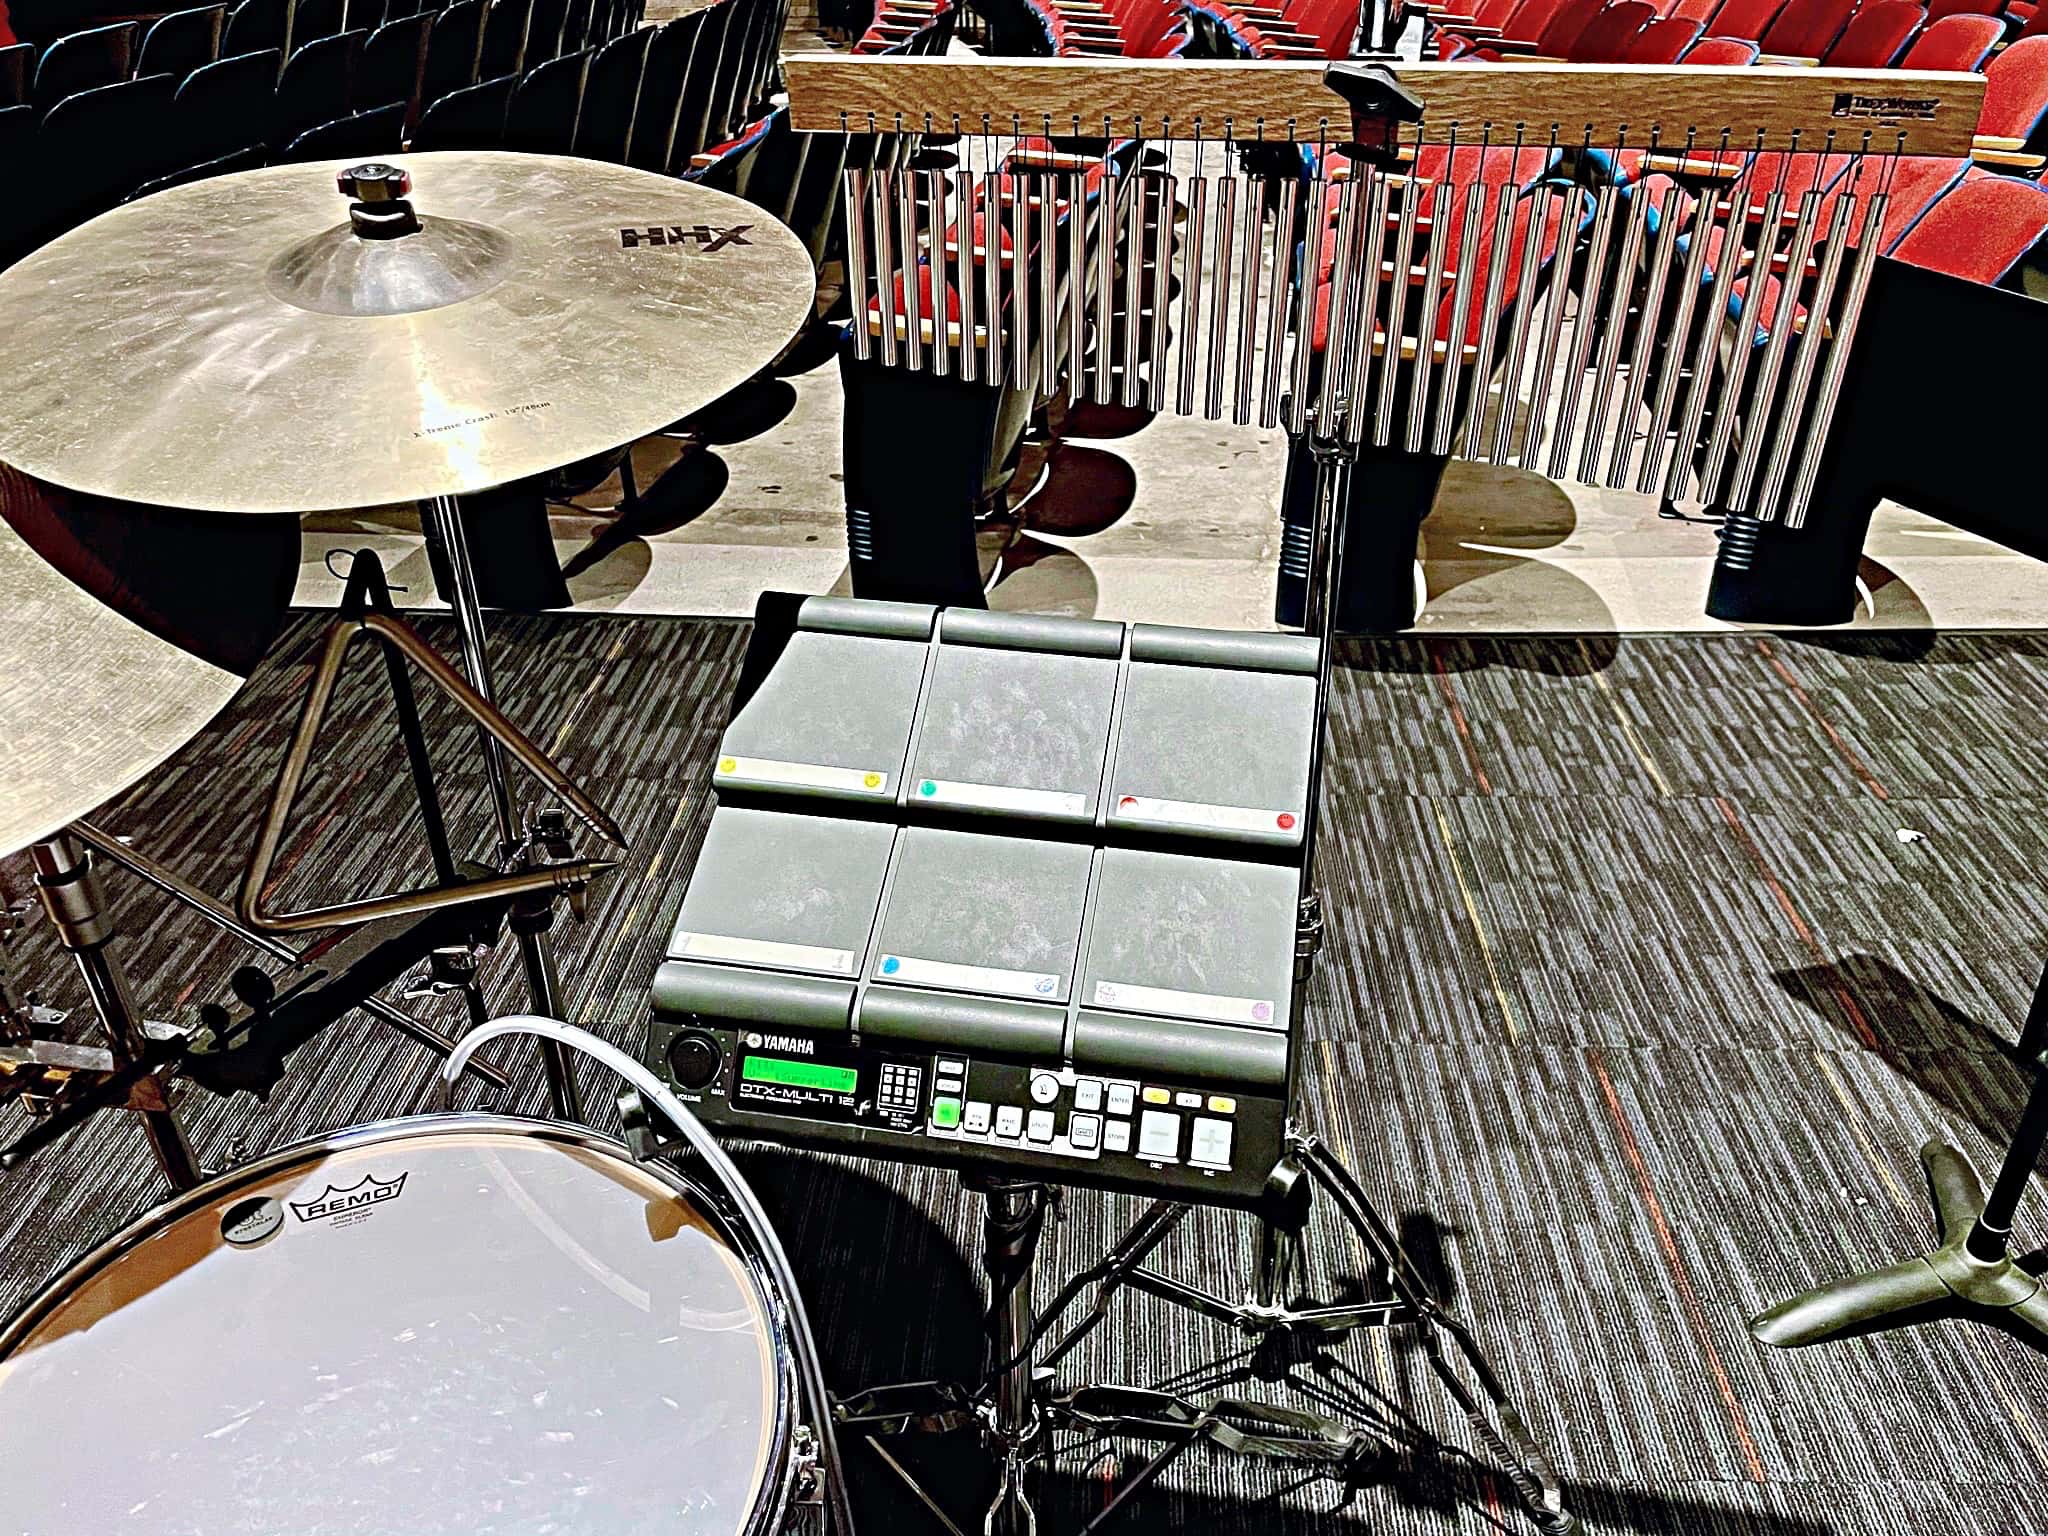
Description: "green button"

(932, 1097), (962, 1128)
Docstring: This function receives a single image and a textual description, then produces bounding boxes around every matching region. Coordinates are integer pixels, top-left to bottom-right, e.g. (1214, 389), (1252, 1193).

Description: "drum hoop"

(0, 1111), (803, 1536)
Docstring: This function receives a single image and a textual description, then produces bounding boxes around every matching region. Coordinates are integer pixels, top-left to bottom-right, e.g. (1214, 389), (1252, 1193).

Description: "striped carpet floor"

(3, 615), (2046, 1535)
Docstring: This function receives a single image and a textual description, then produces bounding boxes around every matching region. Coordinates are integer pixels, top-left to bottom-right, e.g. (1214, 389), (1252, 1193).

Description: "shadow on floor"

(560, 450), (732, 583)
(1015, 442), (1138, 537)
(1341, 632), (1624, 679)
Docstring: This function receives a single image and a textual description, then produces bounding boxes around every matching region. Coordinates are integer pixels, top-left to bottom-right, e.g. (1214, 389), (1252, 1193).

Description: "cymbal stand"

(22, 831), (200, 1191)
(418, 494), (583, 1122)
(1751, 955), (2048, 1352)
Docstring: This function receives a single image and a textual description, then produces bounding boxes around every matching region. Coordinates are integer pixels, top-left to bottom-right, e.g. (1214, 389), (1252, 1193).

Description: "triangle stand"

(236, 549), (625, 935)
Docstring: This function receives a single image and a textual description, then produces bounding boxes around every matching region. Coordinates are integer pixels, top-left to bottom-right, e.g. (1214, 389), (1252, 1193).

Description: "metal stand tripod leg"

(1753, 957), (2048, 1351)
(28, 833), (200, 1191)
(68, 820), (510, 1093)
(1751, 1079), (2048, 1349)
(981, 1179), (1048, 1536)
(419, 493), (582, 1122)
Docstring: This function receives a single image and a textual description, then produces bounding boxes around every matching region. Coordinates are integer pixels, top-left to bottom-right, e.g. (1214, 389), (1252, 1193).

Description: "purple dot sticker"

(1252, 1001), (1272, 1023)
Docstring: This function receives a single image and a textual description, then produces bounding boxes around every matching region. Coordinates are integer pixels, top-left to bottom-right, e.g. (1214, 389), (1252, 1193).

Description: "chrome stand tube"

(419, 494), (582, 1122)
(29, 833), (200, 1190)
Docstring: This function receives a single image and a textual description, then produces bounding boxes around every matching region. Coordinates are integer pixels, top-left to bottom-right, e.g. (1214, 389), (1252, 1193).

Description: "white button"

(964, 1101), (992, 1133)
(1189, 1117), (1233, 1167)
(1069, 1113), (1101, 1150)
(1106, 1083), (1135, 1116)
(938, 1059), (965, 1076)
(1073, 1079), (1103, 1113)
(1137, 1110), (1180, 1160)
(1027, 1108), (1055, 1142)
(1104, 1120), (1131, 1153)
(1175, 1091), (1202, 1109)
(1029, 1073), (1061, 1105)
(995, 1105), (1024, 1138)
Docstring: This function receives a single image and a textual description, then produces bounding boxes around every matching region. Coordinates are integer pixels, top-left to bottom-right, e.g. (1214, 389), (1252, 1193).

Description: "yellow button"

(862, 772), (883, 789)
(1207, 1096), (1237, 1115)
(1141, 1086), (1170, 1105)
(718, 757), (737, 774)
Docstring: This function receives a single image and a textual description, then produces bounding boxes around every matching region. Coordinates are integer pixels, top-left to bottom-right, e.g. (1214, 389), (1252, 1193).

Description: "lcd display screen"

(741, 1056), (859, 1093)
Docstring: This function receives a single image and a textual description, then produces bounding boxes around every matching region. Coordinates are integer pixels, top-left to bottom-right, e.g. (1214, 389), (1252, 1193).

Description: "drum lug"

(789, 1423), (824, 1506)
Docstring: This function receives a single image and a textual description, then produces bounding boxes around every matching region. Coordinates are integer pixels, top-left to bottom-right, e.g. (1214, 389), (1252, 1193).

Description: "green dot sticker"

(920, 780), (938, 796)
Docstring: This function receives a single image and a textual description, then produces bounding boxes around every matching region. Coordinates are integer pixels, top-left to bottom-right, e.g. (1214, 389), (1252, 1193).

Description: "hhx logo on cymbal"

(619, 224), (754, 251)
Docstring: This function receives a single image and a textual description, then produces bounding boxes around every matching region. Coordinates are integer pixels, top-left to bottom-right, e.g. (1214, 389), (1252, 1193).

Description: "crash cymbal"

(0, 153), (817, 515)
(0, 509), (240, 858)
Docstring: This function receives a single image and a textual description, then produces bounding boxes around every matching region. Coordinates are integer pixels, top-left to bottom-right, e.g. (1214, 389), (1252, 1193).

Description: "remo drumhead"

(0, 1115), (795, 1535)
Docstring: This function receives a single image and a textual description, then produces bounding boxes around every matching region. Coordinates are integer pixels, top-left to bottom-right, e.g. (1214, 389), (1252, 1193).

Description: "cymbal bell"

(0, 153), (818, 515)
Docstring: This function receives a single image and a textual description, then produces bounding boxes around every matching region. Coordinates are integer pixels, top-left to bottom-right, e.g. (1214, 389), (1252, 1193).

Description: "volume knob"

(666, 1030), (722, 1091)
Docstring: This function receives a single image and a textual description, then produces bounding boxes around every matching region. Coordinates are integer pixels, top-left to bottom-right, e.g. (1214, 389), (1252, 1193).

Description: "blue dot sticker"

(919, 780), (938, 796)
(881, 956), (901, 975)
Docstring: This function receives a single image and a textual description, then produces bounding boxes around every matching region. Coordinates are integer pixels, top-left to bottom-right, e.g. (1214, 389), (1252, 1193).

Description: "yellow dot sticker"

(863, 772), (883, 789)
(718, 757), (737, 774)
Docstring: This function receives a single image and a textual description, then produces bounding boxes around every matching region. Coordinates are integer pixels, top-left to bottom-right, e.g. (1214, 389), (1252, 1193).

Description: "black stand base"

(839, 1138), (1575, 1536)
(1704, 513), (1864, 628)
(1753, 1141), (2048, 1350)
(1754, 961), (2048, 1356)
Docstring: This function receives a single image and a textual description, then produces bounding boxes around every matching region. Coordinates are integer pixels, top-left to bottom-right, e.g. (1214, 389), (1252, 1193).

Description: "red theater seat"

(1699, 0), (1785, 39)
(1683, 33), (1760, 58)
(1975, 36), (2048, 171)
(1570, 0), (1656, 58)
(1821, 0), (1923, 65)
(1754, 0), (1854, 58)
(1899, 10), (2001, 67)
(1627, 13), (1704, 56)
(1890, 174), (2048, 283)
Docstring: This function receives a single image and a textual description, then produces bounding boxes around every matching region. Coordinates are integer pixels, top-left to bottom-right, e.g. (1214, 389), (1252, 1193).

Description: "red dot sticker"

(1277, 813), (1297, 830)
(1119, 796), (1138, 809)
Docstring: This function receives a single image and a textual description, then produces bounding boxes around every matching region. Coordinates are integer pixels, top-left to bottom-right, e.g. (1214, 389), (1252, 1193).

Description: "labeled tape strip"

(717, 755), (890, 795)
(1093, 979), (1276, 1027)
(912, 778), (1087, 817)
(878, 953), (1064, 1000)
(674, 931), (857, 975)
(1111, 794), (1299, 836)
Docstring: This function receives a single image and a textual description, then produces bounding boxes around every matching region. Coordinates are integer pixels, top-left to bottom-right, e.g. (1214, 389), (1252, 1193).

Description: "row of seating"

(1185, 0), (1366, 54)
(943, 0), (1197, 53)
(397, 0), (791, 168)
(1413, 0), (2048, 167)
(0, 0), (640, 261)
(1425, 0), (2035, 65)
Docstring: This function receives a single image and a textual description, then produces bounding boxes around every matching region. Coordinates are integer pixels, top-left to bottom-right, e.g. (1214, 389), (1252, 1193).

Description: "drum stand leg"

(419, 494), (583, 1123)
(28, 833), (201, 1192)
(1011, 414), (1572, 1531)
(982, 1177), (1048, 1536)
(1751, 957), (2048, 1353)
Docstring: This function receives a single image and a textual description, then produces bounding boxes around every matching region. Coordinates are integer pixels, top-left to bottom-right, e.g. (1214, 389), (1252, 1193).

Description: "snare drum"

(0, 1115), (802, 1535)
